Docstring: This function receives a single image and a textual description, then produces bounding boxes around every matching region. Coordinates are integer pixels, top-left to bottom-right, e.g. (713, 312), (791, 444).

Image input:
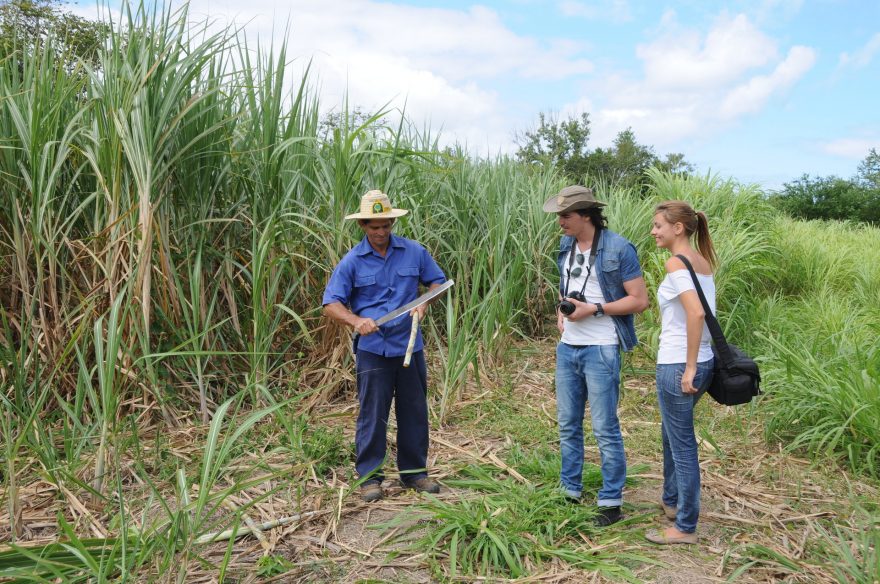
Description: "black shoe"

(360, 480), (383, 502)
(595, 506), (622, 527)
(400, 477), (440, 494)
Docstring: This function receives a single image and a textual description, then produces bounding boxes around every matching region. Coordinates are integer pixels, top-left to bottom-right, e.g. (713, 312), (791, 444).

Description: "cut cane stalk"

(403, 312), (419, 367)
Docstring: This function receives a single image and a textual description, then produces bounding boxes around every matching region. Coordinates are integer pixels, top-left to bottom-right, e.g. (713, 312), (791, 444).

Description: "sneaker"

(594, 506), (622, 527)
(401, 477), (440, 494)
(360, 480), (383, 502)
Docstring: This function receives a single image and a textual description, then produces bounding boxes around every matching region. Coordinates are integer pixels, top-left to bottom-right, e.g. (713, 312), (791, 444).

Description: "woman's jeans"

(555, 342), (626, 507)
(655, 359), (714, 534)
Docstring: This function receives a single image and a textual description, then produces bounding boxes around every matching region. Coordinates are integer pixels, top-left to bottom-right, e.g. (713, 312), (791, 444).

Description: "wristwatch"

(594, 302), (604, 317)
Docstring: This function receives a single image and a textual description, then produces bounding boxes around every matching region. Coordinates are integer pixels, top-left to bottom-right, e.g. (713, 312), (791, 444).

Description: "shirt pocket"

(601, 256), (621, 286)
(396, 266), (420, 296)
(397, 266), (420, 279)
(354, 274), (377, 288)
(601, 257), (620, 274)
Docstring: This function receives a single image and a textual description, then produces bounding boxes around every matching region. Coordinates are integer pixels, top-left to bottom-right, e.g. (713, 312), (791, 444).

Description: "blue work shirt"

(556, 229), (643, 352)
(323, 233), (446, 357)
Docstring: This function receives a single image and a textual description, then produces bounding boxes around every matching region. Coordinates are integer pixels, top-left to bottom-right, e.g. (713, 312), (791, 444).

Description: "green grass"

(387, 464), (653, 581)
(1, 0), (879, 580)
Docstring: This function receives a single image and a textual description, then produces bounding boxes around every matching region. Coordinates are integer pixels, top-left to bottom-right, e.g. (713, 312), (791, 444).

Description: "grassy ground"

(168, 335), (875, 583)
(2, 334), (878, 582)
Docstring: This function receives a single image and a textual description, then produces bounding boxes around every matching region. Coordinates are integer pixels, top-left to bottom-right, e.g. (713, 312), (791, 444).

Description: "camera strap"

(564, 227), (601, 298)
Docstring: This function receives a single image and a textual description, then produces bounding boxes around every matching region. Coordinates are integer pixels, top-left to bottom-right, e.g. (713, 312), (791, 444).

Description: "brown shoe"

(645, 528), (698, 545)
(401, 477), (440, 494)
(360, 481), (383, 502)
(660, 501), (677, 520)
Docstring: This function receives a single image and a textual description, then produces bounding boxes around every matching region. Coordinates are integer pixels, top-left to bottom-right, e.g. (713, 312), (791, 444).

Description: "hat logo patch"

(372, 202), (385, 214)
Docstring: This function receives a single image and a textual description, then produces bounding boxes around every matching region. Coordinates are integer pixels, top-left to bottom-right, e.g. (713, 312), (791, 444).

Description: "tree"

(515, 111), (592, 179)
(515, 113), (693, 194)
(770, 149), (880, 224)
(0, 0), (109, 69)
(856, 148), (880, 190)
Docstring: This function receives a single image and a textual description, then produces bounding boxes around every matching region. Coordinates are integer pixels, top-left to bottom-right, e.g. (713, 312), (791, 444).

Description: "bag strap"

(674, 254), (735, 366)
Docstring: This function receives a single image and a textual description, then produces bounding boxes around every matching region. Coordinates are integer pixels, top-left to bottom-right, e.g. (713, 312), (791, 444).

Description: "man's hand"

(410, 303), (428, 321)
(353, 316), (379, 336)
(563, 298), (596, 322)
(557, 309), (565, 333)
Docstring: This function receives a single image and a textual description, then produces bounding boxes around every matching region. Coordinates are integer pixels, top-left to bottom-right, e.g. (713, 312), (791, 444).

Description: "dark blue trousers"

(355, 349), (429, 483)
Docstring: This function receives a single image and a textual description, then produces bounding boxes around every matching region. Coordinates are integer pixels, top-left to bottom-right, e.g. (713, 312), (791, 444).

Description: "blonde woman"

(646, 200), (717, 545)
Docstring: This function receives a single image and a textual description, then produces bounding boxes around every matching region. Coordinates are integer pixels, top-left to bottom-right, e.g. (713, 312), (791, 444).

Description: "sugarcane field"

(1, 1), (879, 582)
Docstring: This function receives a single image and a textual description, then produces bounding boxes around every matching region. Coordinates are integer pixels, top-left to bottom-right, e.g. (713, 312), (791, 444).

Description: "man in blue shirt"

(323, 190), (447, 502)
(544, 185), (648, 526)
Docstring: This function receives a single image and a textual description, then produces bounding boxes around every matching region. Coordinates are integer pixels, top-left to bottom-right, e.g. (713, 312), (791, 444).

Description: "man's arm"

(564, 276), (649, 321)
(324, 302), (378, 336)
(412, 281), (442, 320)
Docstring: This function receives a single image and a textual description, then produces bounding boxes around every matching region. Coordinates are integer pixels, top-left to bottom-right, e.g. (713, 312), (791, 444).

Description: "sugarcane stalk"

(403, 312), (419, 367)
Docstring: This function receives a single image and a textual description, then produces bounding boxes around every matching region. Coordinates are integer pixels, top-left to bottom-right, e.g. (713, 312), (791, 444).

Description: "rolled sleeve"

(419, 245), (446, 286)
(620, 243), (643, 282)
(322, 259), (354, 306)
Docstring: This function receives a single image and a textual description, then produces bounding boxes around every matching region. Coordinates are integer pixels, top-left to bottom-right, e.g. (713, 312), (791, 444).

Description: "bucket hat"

(542, 185), (606, 213)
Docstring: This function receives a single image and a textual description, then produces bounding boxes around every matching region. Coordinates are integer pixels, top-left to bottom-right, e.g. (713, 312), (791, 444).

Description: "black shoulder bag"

(675, 255), (761, 406)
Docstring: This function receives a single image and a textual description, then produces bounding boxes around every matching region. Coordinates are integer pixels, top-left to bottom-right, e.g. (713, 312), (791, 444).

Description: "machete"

(374, 279), (455, 327)
(350, 279), (455, 350)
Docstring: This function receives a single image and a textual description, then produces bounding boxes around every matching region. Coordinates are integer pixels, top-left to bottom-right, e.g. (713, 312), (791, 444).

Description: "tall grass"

(756, 219), (880, 476)
(1, 0), (879, 580)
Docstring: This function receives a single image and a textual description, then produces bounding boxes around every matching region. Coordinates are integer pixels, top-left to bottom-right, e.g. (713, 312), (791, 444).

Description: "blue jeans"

(555, 342), (626, 506)
(656, 359), (714, 534)
(355, 349), (429, 484)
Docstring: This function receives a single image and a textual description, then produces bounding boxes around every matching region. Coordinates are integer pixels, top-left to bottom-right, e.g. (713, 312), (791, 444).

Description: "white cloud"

(562, 12), (815, 149)
(822, 138), (880, 159)
(637, 13), (778, 90)
(175, 0), (594, 153)
(719, 45), (815, 118)
(839, 32), (880, 69)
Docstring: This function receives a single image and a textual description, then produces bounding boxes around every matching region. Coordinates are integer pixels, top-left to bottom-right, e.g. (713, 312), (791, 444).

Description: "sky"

(79, 0), (880, 191)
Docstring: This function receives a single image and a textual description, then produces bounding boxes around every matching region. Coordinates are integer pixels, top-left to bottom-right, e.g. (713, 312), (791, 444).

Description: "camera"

(558, 291), (586, 316)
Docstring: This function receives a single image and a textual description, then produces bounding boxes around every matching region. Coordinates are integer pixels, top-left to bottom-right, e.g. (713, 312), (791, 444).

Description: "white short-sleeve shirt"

(561, 248), (618, 346)
(657, 269), (715, 364)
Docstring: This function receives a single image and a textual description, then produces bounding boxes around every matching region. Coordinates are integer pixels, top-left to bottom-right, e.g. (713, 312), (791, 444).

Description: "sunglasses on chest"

(569, 253), (587, 278)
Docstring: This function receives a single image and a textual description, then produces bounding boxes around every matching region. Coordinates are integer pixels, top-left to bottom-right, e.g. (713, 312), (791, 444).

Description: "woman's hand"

(681, 365), (698, 394)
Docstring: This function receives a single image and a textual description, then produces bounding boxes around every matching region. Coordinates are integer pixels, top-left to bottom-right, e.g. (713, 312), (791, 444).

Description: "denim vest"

(556, 229), (642, 352)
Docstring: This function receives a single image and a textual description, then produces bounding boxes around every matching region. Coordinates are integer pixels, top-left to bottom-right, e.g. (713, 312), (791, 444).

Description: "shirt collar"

(355, 233), (405, 256)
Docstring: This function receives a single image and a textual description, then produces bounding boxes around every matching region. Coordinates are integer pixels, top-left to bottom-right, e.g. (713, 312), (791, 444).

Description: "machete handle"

(403, 312), (419, 367)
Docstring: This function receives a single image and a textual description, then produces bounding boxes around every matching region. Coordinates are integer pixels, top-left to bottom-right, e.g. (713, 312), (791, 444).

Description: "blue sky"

(84, 0), (880, 190)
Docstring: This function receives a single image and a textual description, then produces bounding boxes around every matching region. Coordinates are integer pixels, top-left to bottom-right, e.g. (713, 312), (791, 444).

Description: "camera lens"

(559, 300), (575, 316)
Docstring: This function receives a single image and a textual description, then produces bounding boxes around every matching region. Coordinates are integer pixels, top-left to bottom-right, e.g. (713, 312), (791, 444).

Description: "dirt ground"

(250, 338), (874, 583)
(3, 338), (874, 583)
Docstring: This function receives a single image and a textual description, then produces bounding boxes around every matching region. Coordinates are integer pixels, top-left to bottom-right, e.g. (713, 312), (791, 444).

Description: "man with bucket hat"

(543, 185), (648, 526)
(323, 190), (447, 502)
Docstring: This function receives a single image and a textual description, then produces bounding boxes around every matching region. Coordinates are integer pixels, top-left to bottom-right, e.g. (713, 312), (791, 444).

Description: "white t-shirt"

(560, 247), (618, 346)
(657, 269), (715, 364)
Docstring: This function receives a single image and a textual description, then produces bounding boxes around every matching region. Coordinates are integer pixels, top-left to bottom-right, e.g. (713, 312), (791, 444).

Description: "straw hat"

(344, 190), (409, 220)
(542, 185), (606, 213)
